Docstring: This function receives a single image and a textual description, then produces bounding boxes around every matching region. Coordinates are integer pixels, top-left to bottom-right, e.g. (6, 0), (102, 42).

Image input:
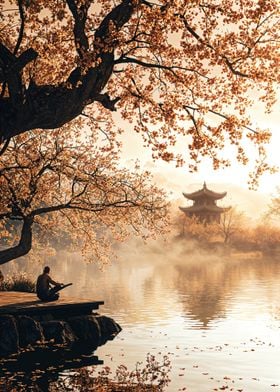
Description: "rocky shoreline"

(0, 312), (121, 357)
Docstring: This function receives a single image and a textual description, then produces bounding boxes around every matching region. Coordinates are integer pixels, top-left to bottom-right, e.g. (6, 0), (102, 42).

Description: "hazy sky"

(118, 97), (279, 220)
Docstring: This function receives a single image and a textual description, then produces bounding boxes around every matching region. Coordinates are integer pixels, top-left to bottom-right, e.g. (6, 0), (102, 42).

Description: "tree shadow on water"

(0, 347), (171, 391)
(0, 345), (103, 391)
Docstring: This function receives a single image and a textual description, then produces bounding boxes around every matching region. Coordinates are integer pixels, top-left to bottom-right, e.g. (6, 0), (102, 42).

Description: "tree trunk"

(0, 217), (33, 265)
(0, 0), (135, 142)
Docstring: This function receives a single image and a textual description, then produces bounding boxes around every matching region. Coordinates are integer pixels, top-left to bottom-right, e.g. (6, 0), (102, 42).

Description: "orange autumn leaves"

(0, 125), (169, 264)
(0, 0), (279, 262)
(0, 0), (278, 175)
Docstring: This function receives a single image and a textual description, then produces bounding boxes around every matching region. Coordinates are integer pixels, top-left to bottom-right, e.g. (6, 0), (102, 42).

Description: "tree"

(218, 207), (245, 245)
(0, 1), (279, 263)
(176, 208), (248, 248)
(0, 125), (168, 265)
(250, 224), (280, 254)
(176, 214), (219, 244)
(0, 0), (279, 179)
(268, 187), (280, 218)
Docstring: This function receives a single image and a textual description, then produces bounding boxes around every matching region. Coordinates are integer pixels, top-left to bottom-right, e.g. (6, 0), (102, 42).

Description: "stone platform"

(0, 292), (120, 358)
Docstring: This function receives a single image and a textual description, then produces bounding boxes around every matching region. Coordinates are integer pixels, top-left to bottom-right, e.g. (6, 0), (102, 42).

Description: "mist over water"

(2, 238), (280, 391)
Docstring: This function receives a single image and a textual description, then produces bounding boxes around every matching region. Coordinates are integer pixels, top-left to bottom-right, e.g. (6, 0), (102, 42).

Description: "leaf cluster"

(0, 123), (169, 264)
(0, 0), (278, 181)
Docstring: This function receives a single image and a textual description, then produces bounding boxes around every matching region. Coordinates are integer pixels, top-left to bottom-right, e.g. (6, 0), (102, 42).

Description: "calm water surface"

(4, 243), (280, 391)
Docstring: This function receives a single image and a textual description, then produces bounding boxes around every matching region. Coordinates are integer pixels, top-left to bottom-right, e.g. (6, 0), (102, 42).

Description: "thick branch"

(32, 203), (70, 216)
(95, 0), (134, 39)
(93, 93), (121, 110)
(0, 44), (38, 82)
(13, 0), (25, 55)
(0, 44), (38, 111)
(0, 216), (33, 265)
(0, 138), (10, 156)
(66, 0), (90, 58)
(0, 1), (136, 142)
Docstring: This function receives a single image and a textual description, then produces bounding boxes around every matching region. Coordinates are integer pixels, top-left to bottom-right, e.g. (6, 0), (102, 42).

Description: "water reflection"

(2, 243), (280, 391)
(175, 263), (228, 328)
(152, 255), (280, 328)
(3, 246), (280, 329)
(0, 346), (102, 391)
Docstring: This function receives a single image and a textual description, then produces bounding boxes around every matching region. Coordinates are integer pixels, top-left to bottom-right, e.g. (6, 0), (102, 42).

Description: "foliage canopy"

(0, 0), (279, 171)
(0, 126), (168, 264)
(0, 0), (279, 263)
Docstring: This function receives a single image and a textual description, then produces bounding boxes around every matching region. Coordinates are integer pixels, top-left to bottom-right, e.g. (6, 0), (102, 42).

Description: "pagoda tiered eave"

(182, 189), (227, 201)
(179, 205), (230, 213)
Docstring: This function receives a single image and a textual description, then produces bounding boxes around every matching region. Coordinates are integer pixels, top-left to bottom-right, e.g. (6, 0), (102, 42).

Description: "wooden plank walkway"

(0, 292), (104, 317)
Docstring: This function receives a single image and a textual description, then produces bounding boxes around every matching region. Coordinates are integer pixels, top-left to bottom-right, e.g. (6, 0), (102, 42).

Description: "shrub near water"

(51, 353), (171, 391)
(0, 273), (35, 293)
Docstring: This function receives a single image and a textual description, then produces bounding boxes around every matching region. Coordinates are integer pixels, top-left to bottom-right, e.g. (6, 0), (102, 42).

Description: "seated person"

(36, 266), (62, 302)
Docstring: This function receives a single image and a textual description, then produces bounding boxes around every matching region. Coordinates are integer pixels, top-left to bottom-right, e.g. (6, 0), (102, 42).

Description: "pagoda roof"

(179, 205), (230, 213)
(183, 182), (227, 200)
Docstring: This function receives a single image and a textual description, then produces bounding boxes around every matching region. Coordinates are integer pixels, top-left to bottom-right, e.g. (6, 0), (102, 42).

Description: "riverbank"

(0, 291), (121, 357)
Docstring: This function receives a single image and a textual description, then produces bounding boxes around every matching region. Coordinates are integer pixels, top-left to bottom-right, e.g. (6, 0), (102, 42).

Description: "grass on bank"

(0, 272), (35, 293)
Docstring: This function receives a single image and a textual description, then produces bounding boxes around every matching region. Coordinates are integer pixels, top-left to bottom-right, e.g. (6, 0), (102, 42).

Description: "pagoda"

(179, 182), (230, 223)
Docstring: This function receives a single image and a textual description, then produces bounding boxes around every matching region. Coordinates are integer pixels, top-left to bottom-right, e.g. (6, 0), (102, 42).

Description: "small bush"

(51, 353), (171, 391)
(0, 273), (36, 293)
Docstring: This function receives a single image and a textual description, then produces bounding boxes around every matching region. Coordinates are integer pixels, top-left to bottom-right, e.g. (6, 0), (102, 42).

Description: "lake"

(2, 239), (280, 391)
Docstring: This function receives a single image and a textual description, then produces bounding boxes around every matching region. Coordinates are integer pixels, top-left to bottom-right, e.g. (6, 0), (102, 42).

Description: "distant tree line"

(175, 200), (280, 256)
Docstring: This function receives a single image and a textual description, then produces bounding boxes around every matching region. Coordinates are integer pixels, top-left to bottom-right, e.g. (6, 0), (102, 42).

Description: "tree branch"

(115, 55), (208, 79)
(13, 0), (25, 55)
(0, 1), (136, 141)
(179, 14), (249, 78)
(0, 216), (33, 265)
(0, 138), (10, 156)
(66, 0), (90, 58)
(0, 44), (38, 83)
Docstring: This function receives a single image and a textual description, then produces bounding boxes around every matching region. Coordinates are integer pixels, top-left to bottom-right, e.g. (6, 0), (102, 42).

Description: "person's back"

(36, 266), (60, 302)
(36, 273), (50, 299)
